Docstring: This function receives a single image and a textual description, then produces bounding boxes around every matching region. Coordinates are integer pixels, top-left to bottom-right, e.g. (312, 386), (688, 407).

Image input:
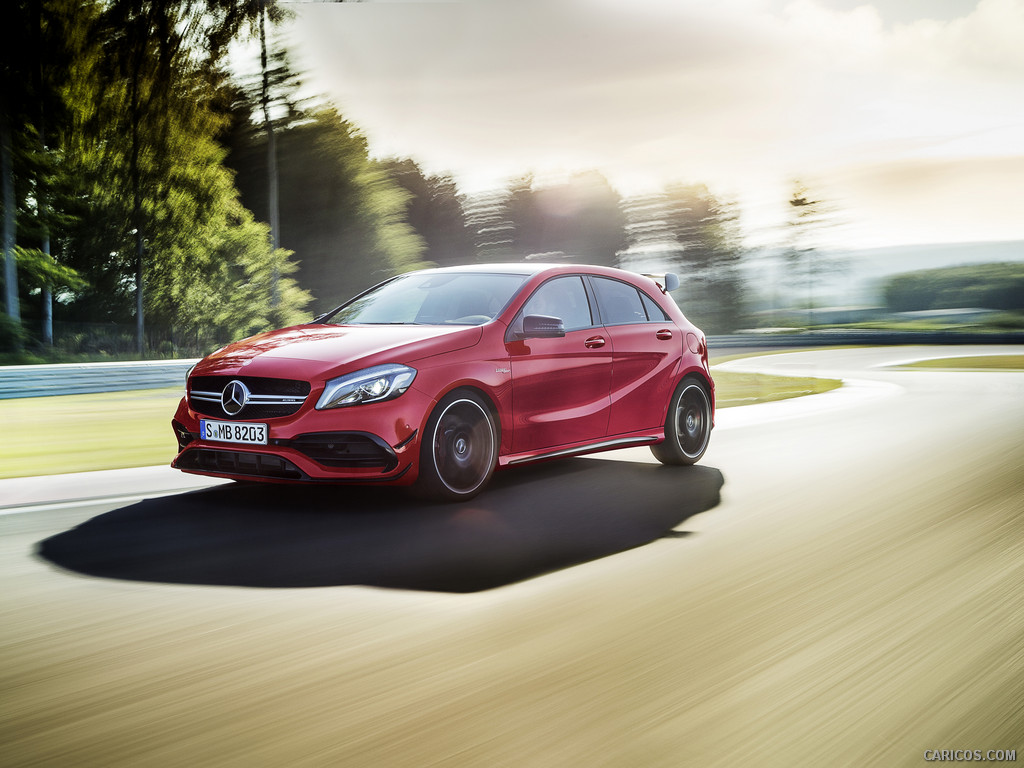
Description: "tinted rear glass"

(592, 277), (647, 325)
(641, 292), (668, 321)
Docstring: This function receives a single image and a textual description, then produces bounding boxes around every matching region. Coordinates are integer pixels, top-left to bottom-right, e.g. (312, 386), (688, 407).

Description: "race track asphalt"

(2, 346), (1022, 767)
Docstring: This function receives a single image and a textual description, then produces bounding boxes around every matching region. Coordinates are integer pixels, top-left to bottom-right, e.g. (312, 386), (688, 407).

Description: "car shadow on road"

(37, 459), (724, 593)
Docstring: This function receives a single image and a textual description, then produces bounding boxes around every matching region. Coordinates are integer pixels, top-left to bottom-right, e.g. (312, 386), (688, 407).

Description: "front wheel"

(416, 390), (499, 501)
(651, 379), (712, 466)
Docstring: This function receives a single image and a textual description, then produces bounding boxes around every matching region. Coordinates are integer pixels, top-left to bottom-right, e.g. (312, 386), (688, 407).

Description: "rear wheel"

(417, 390), (498, 501)
(651, 378), (712, 465)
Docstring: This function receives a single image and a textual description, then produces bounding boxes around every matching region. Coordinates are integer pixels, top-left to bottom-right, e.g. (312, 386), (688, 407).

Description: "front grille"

(175, 448), (305, 480)
(289, 432), (397, 470)
(189, 376), (311, 420)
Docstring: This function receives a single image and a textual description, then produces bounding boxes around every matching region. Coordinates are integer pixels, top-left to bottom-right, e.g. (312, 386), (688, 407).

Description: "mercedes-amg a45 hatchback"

(171, 263), (714, 500)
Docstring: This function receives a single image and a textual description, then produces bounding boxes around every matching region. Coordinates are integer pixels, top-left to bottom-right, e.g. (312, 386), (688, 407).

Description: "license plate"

(200, 420), (268, 445)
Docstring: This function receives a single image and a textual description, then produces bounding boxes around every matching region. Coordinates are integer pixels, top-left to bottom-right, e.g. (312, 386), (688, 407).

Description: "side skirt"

(500, 432), (663, 467)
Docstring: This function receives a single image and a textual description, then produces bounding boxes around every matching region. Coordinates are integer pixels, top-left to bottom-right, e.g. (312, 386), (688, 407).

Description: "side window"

(593, 277), (646, 325)
(641, 292), (668, 322)
(521, 276), (593, 332)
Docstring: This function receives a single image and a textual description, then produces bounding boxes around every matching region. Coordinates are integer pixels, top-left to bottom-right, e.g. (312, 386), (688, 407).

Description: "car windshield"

(325, 272), (529, 326)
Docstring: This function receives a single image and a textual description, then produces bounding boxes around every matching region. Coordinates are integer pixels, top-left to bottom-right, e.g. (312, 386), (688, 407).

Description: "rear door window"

(592, 277), (647, 325)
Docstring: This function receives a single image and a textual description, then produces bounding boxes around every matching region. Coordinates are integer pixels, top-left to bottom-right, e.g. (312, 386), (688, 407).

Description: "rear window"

(641, 292), (668, 321)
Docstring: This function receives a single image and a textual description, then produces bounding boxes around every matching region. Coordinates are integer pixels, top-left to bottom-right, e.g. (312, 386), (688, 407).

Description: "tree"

(205, 1), (358, 305)
(621, 183), (747, 333)
(1, 0), (325, 356)
(506, 173), (542, 258)
(1, 0), (86, 348)
(0, 0), (35, 331)
(210, 0), (293, 305)
(44, 0), (311, 352)
(60, 66), (311, 349)
(29, 0), (83, 345)
(884, 263), (1024, 313)
(92, 0), (183, 352)
(0, 110), (16, 328)
(228, 105), (427, 311)
(463, 188), (516, 263)
(662, 183), (746, 332)
(553, 171), (627, 267)
(379, 158), (475, 267)
(481, 171), (627, 265)
(83, 0), (308, 352)
(619, 191), (681, 273)
(784, 180), (842, 323)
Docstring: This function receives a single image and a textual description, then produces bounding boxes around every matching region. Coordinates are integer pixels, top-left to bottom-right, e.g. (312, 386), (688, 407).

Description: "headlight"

(316, 364), (417, 410)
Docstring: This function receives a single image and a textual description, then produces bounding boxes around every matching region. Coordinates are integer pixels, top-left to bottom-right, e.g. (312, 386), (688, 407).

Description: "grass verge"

(1, 370), (842, 479)
(712, 370), (842, 408)
(896, 355), (1024, 370)
(1, 388), (183, 479)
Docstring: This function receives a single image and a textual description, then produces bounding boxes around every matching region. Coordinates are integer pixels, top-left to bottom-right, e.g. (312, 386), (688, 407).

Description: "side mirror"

(520, 314), (565, 339)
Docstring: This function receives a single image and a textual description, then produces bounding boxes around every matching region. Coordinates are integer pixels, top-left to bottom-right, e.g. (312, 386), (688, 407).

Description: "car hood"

(193, 324), (483, 379)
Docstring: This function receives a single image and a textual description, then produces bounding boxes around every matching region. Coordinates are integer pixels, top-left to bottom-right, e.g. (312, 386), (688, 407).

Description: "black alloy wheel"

(651, 378), (712, 466)
(418, 390), (499, 501)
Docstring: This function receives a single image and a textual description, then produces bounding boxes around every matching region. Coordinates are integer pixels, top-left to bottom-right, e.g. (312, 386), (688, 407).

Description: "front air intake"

(175, 448), (305, 480)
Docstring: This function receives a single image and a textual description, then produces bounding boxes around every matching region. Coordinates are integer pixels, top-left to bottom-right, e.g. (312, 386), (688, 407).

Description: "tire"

(416, 390), (499, 501)
(650, 378), (712, 466)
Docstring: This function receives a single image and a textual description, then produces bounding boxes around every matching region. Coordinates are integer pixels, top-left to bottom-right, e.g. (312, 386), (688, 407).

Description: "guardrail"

(0, 359), (198, 400)
(2, 330), (1022, 399)
(708, 330), (1024, 350)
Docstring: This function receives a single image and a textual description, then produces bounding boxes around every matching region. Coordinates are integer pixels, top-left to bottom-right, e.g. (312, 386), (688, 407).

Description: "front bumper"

(170, 388), (434, 485)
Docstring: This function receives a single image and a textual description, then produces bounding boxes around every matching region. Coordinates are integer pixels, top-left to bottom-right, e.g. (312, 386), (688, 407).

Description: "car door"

(589, 276), (680, 435)
(506, 275), (612, 453)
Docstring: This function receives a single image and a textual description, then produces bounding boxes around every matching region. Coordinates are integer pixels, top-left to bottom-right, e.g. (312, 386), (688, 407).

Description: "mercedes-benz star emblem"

(221, 380), (250, 416)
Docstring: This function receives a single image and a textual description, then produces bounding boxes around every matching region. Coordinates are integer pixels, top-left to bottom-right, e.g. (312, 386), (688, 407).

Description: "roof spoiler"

(641, 272), (680, 294)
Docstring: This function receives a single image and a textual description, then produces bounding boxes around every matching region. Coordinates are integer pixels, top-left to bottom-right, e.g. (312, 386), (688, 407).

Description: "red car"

(171, 263), (714, 500)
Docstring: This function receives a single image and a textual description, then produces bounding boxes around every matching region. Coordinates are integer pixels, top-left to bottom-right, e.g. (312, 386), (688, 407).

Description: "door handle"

(584, 336), (606, 349)
(656, 329), (673, 340)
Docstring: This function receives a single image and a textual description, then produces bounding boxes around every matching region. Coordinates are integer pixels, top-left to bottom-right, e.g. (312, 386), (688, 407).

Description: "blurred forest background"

(2, 0), (1022, 361)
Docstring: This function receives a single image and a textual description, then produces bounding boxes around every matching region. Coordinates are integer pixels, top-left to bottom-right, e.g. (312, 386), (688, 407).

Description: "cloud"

(288, 0), (1024, 245)
(887, 0), (1024, 78)
(826, 154), (1024, 246)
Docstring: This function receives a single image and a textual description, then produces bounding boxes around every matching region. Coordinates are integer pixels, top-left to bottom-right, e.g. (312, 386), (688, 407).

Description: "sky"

(278, 0), (1024, 250)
